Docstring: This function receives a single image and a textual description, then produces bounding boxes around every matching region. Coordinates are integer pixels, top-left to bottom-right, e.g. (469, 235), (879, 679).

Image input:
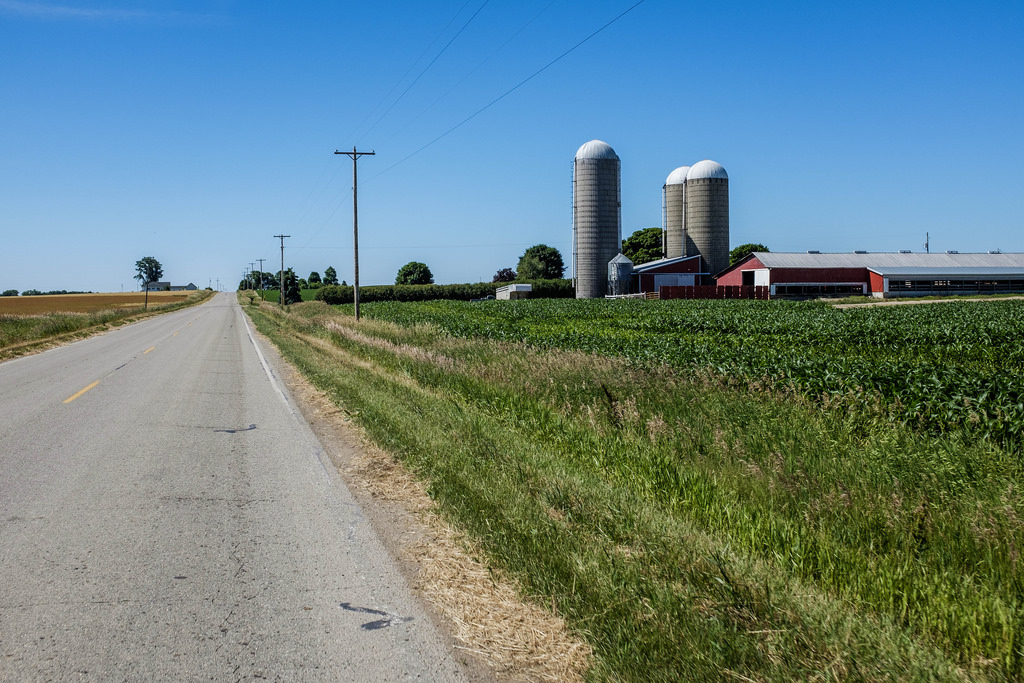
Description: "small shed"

(496, 283), (532, 300)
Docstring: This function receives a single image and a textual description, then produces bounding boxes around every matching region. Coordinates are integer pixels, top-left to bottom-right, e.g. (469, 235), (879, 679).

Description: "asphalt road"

(0, 293), (467, 680)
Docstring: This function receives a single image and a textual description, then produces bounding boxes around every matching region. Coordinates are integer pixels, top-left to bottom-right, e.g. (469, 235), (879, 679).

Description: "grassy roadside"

(243, 299), (1016, 680)
(0, 289), (213, 361)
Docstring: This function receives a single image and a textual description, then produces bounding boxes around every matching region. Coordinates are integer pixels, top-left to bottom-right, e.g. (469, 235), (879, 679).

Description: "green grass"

(245, 299), (1023, 680)
(247, 288), (318, 304)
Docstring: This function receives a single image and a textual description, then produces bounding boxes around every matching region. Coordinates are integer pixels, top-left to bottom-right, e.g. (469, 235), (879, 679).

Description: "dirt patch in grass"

(262, 334), (592, 682)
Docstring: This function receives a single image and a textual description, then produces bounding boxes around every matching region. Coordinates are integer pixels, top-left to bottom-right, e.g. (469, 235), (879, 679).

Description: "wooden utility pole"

(274, 234), (290, 305)
(334, 147), (375, 321)
(256, 258), (266, 300)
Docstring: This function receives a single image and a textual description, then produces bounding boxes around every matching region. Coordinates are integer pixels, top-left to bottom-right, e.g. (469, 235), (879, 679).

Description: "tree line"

(236, 232), (769, 305)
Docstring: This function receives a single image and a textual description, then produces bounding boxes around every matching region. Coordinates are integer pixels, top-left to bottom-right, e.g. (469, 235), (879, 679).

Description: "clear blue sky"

(2, 0), (1022, 292)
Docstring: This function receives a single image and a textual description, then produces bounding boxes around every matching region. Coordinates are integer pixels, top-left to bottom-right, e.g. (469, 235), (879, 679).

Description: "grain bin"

(684, 159), (729, 277)
(573, 140), (621, 298)
(608, 253), (634, 296)
(663, 166), (689, 259)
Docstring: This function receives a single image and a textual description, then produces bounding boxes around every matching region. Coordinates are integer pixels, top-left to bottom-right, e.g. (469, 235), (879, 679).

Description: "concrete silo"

(573, 140), (621, 299)
(684, 159), (729, 277)
(662, 166), (690, 259)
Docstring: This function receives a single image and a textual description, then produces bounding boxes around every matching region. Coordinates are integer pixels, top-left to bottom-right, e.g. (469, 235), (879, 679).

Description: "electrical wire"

(347, 0), (475, 144)
(298, 1), (492, 249)
(359, 0), (491, 143)
(287, 156), (341, 237)
(379, 0), (559, 148)
(370, 0), (648, 180)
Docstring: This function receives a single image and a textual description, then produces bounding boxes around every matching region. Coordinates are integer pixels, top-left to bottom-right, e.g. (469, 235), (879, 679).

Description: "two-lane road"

(0, 293), (466, 680)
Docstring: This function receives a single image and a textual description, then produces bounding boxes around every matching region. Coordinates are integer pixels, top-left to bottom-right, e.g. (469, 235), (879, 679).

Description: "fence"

(658, 285), (770, 300)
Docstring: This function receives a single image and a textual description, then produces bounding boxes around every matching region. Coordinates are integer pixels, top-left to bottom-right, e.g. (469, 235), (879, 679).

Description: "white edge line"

(239, 307), (336, 485)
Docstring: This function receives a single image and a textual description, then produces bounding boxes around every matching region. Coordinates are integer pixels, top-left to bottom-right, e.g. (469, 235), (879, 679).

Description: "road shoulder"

(249, 319), (591, 682)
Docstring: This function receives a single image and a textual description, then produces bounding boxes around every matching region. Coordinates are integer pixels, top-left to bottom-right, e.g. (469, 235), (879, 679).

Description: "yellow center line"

(64, 381), (100, 404)
(144, 346), (156, 354)
(173, 332), (179, 336)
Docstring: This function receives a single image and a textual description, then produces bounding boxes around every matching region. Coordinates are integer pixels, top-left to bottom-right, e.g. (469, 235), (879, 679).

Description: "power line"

(380, 0), (558, 148)
(288, 156), (341, 236)
(348, 0), (475, 144)
(359, 0), (491, 143)
(371, 0), (648, 179)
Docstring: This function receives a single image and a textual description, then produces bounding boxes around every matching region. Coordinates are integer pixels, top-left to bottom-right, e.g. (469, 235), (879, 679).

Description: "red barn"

(631, 255), (706, 293)
(717, 252), (1024, 298)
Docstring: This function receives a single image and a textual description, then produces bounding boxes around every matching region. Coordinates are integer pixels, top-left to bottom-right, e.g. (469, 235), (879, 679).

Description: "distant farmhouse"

(145, 282), (198, 292)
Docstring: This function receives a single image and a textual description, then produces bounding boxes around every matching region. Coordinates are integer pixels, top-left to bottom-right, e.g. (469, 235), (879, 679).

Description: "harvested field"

(0, 292), (191, 315)
(0, 290), (211, 361)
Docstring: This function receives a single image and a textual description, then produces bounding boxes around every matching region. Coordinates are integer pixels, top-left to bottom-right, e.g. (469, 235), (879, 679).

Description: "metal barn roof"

(750, 252), (1024, 270)
(869, 267), (1024, 278)
(633, 254), (703, 272)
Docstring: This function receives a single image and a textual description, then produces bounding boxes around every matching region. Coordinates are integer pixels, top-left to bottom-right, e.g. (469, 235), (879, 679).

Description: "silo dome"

(663, 166), (690, 259)
(573, 140), (621, 298)
(687, 159), (728, 180)
(575, 140), (619, 161)
(665, 166), (690, 185)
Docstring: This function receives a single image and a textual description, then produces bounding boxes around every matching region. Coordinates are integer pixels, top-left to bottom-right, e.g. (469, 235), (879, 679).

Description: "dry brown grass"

(0, 291), (191, 315)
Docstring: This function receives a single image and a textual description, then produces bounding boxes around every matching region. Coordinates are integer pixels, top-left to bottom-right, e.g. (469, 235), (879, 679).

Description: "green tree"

(323, 266), (339, 286)
(395, 261), (434, 285)
(729, 243), (770, 266)
(621, 227), (663, 265)
(1, 289), (17, 297)
(134, 256), (163, 289)
(516, 244), (564, 280)
(282, 268), (302, 305)
(492, 267), (517, 283)
(134, 256), (163, 310)
(308, 271), (321, 287)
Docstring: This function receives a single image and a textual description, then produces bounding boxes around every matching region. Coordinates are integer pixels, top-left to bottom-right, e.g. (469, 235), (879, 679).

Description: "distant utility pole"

(249, 262), (256, 290)
(924, 232), (930, 254)
(335, 147), (375, 321)
(256, 258), (267, 300)
(274, 234), (290, 305)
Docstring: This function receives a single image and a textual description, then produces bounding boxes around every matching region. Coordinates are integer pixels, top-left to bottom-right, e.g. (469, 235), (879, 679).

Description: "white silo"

(662, 166), (690, 259)
(684, 159), (729, 277)
(573, 140), (621, 299)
